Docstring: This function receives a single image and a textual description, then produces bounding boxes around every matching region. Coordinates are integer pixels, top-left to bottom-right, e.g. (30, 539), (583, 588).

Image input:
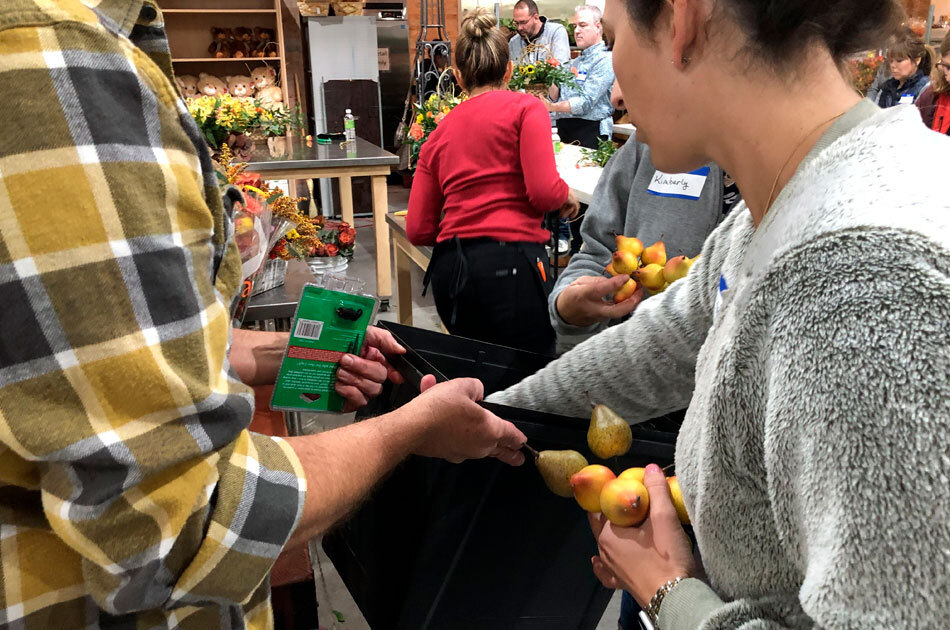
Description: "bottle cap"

(345, 108), (352, 114)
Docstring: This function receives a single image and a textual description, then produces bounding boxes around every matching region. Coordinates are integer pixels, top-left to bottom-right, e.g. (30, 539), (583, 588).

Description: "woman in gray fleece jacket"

(488, 0), (950, 627)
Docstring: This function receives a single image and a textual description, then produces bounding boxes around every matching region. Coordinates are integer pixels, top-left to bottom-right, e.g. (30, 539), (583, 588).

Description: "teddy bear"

(197, 72), (228, 96)
(208, 27), (234, 58)
(251, 66), (283, 109)
(252, 27), (278, 58)
(232, 27), (253, 58)
(175, 74), (200, 99)
(226, 75), (256, 100)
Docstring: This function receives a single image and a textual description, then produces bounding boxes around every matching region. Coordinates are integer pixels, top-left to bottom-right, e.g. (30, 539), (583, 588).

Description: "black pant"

(428, 238), (555, 356)
(556, 118), (602, 149)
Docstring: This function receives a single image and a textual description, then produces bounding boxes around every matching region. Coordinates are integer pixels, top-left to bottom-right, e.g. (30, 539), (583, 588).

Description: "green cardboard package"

(271, 284), (379, 413)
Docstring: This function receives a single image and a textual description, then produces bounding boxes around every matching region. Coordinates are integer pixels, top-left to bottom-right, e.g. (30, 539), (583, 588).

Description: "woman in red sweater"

(407, 8), (578, 355)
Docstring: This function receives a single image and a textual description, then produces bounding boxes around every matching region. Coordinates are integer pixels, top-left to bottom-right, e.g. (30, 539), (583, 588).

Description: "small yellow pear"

(612, 278), (639, 303)
(600, 478), (650, 527)
(615, 235), (644, 257)
(641, 240), (667, 266)
(635, 263), (666, 292)
(611, 250), (639, 276)
(667, 476), (690, 524)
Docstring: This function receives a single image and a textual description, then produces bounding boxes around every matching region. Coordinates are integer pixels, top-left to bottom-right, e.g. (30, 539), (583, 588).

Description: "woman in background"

(917, 35), (950, 133)
(407, 8), (578, 355)
(877, 27), (933, 107)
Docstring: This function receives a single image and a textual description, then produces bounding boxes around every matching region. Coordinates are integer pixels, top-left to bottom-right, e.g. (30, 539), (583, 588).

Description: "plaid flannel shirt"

(0, 1), (306, 627)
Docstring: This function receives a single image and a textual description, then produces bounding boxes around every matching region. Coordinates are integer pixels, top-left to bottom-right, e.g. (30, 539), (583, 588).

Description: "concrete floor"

(305, 184), (624, 630)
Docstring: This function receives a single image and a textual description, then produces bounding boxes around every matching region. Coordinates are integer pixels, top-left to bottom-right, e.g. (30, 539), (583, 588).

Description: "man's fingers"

(339, 354), (388, 384)
(604, 290), (644, 317)
(420, 374), (437, 391)
(336, 369), (384, 398)
(492, 447), (526, 466)
(453, 377), (484, 402)
(365, 326), (406, 356)
(362, 347), (405, 384)
(334, 383), (368, 411)
(489, 415), (528, 451)
(580, 274), (630, 299)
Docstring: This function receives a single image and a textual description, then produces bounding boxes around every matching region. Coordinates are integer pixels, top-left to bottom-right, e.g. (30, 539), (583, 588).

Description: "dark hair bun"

(461, 7), (498, 40)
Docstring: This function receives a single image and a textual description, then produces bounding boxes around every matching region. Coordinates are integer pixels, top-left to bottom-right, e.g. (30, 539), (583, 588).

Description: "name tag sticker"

(576, 70), (588, 83)
(647, 166), (710, 200)
(899, 94), (914, 104)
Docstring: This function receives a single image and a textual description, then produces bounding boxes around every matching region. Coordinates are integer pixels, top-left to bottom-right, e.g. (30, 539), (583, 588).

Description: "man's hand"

(559, 191), (580, 220)
(588, 464), (697, 606)
(539, 94), (570, 114)
(555, 275), (644, 327)
(404, 376), (527, 466)
(335, 326), (406, 412)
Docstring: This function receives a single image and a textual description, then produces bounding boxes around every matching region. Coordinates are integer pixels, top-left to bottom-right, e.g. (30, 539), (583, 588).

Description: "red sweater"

(407, 90), (569, 245)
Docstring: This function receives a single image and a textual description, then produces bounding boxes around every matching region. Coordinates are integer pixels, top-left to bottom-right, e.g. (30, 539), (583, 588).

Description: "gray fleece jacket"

(550, 139), (729, 352)
(489, 101), (950, 628)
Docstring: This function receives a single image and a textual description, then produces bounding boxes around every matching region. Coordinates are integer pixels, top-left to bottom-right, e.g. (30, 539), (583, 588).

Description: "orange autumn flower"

(549, 57), (560, 66)
(409, 123), (425, 140)
(434, 112), (446, 124)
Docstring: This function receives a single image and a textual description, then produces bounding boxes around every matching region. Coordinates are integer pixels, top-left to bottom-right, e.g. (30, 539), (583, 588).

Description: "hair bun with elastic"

(461, 7), (498, 40)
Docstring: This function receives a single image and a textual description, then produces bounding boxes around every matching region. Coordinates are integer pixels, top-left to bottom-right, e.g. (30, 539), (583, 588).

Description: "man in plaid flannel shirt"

(0, 1), (529, 627)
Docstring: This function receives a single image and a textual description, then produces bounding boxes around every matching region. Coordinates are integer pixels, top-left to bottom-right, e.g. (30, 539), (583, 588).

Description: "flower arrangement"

(189, 93), (264, 148)
(405, 89), (465, 168)
(508, 45), (578, 93)
(270, 217), (356, 260)
(849, 52), (884, 96)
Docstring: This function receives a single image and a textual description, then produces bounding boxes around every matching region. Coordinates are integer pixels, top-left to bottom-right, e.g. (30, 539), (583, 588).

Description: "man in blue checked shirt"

(540, 5), (615, 148)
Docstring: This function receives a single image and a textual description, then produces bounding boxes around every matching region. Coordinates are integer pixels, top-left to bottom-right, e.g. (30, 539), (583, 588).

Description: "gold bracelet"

(645, 576), (686, 628)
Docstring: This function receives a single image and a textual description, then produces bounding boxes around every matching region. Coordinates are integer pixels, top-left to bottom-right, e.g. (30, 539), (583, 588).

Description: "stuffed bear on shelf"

(232, 27), (253, 58)
(252, 27), (279, 58)
(197, 72), (229, 96)
(208, 27), (233, 58)
(226, 75), (256, 100)
(251, 66), (283, 109)
(175, 74), (200, 99)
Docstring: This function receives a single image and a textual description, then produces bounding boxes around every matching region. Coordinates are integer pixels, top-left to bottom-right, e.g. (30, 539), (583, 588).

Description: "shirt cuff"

(656, 578), (725, 630)
(568, 96), (587, 116)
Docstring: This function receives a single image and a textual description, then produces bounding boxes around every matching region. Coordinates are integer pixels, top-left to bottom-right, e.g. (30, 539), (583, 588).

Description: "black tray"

(323, 323), (681, 630)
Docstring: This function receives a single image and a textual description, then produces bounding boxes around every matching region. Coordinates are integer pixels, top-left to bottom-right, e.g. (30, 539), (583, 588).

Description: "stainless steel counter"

(245, 137), (399, 172)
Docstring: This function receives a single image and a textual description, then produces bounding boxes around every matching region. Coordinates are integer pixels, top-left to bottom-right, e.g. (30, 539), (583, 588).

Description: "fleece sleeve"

(660, 228), (950, 629)
(487, 207), (749, 421)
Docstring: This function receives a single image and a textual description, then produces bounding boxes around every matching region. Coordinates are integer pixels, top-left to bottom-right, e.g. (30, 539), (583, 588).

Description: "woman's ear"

(453, 67), (466, 93)
(503, 60), (514, 86)
(670, 0), (711, 70)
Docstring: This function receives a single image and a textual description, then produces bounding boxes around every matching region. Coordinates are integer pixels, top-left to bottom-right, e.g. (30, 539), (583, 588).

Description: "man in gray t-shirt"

(509, 0), (570, 65)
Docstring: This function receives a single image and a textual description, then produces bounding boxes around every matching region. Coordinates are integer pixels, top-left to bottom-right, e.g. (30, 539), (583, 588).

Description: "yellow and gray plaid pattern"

(0, 1), (306, 627)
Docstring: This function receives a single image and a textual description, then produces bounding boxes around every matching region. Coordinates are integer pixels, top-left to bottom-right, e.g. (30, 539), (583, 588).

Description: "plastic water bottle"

(552, 128), (562, 154)
(344, 109), (356, 142)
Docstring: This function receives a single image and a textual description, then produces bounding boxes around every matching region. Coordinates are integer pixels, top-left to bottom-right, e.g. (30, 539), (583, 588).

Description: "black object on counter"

(323, 322), (683, 630)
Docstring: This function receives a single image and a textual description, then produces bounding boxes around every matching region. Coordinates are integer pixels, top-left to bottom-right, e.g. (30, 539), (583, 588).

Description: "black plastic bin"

(322, 322), (682, 630)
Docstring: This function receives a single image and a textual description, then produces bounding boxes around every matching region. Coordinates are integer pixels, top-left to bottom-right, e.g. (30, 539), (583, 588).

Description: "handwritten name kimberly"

(653, 172), (692, 191)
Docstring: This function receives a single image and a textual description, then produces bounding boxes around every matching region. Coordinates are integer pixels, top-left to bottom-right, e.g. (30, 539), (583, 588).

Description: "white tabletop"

(555, 144), (603, 205)
(612, 123), (636, 138)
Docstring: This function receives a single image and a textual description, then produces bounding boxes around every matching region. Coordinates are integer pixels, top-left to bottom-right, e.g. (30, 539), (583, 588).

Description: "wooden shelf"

(173, 57), (282, 63)
(162, 8), (277, 13)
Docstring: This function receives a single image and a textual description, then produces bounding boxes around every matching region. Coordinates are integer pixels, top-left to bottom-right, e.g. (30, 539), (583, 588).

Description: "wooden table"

(386, 214), (433, 326)
(246, 137), (399, 307)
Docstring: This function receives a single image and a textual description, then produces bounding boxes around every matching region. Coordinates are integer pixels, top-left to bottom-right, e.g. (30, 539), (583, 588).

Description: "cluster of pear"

(532, 397), (632, 498)
(571, 465), (689, 527)
(530, 397), (689, 528)
(606, 235), (698, 301)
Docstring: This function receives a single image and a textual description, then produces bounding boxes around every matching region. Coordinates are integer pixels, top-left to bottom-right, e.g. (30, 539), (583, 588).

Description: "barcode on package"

(294, 318), (324, 341)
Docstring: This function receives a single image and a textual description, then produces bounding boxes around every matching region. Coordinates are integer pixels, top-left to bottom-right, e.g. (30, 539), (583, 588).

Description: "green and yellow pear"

(641, 240), (667, 267)
(534, 449), (589, 498)
(600, 477), (650, 527)
(586, 394), (633, 459)
(615, 235), (644, 258)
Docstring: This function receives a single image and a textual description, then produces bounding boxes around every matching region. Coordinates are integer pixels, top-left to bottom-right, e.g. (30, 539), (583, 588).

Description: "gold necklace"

(763, 110), (847, 213)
